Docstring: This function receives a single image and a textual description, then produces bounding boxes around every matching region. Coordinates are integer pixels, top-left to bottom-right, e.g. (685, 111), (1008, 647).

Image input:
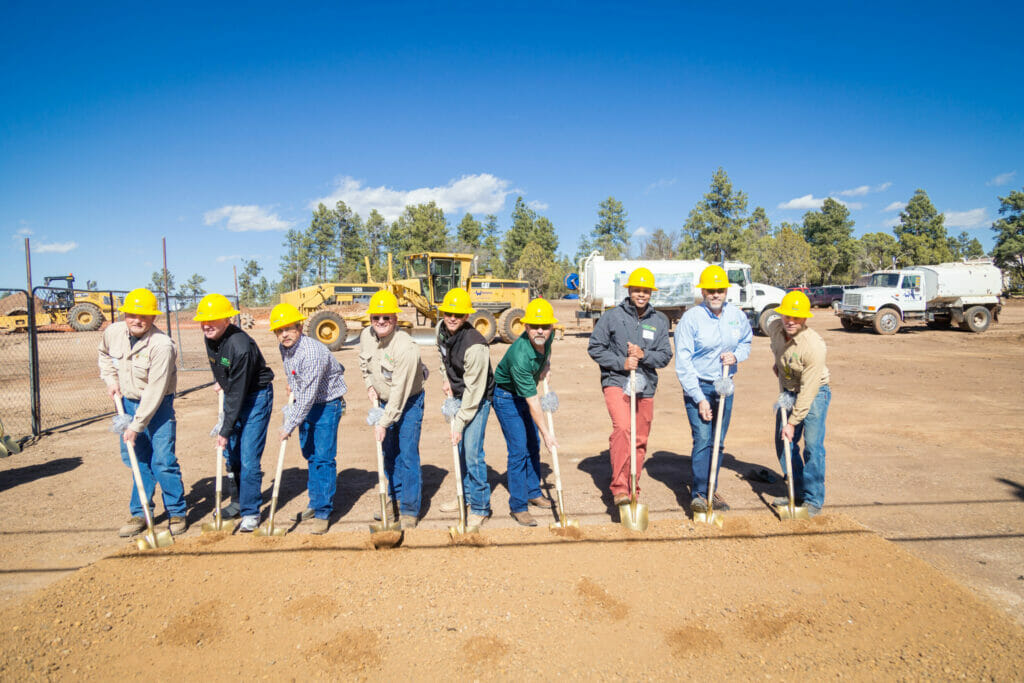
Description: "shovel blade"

(136, 530), (174, 551)
(775, 504), (810, 520)
(693, 510), (724, 528)
(448, 522), (481, 538)
(201, 518), (237, 533)
(369, 520), (402, 533)
(253, 523), (288, 537)
(618, 502), (649, 531)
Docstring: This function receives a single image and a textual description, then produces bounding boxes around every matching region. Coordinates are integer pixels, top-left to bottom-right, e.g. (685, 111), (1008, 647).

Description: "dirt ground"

(1, 299), (1023, 678)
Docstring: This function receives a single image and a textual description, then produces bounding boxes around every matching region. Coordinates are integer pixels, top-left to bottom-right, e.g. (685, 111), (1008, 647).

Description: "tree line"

(151, 172), (1024, 306)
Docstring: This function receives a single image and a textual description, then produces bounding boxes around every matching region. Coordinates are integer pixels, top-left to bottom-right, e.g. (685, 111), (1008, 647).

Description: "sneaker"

(399, 515), (418, 530)
(712, 493), (731, 512)
(438, 497), (461, 513)
(221, 501), (240, 519)
(690, 497), (708, 514)
(308, 517), (329, 534)
(239, 515), (260, 532)
(528, 497), (552, 509)
(466, 513), (487, 528)
(118, 517), (146, 537)
(511, 510), (537, 527)
(296, 508), (315, 522)
(806, 505), (822, 518)
(169, 516), (187, 536)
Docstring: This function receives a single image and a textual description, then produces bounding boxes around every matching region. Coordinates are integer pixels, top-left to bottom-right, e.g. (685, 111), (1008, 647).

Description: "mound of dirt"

(1, 516), (1021, 679)
(0, 291), (41, 316)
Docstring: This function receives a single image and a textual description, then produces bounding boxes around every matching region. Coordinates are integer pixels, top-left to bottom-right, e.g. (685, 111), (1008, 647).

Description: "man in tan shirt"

(359, 291), (425, 529)
(97, 288), (186, 537)
(768, 290), (831, 516)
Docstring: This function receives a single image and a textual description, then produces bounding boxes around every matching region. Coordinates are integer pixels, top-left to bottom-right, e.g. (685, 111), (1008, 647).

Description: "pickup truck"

(837, 261), (1002, 335)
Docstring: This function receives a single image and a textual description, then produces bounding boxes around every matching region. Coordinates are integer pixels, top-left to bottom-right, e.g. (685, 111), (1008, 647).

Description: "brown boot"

(118, 517), (145, 537)
(307, 518), (329, 535)
(169, 516), (187, 536)
(528, 497), (552, 508)
(511, 510), (537, 527)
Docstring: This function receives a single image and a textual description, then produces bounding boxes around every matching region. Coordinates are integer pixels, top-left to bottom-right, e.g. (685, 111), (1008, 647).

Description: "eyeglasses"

(371, 315), (395, 322)
(526, 324), (552, 331)
(443, 312), (467, 319)
(705, 288), (727, 294)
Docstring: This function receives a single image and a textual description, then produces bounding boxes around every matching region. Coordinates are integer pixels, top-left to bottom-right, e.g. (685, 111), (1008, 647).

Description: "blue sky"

(2, 1), (1021, 293)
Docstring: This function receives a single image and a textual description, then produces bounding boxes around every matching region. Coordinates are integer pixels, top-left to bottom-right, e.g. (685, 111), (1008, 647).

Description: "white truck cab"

(723, 261), (787, 335)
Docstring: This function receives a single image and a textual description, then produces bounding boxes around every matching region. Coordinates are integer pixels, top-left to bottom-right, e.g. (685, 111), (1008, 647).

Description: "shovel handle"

(629, 370), (637, 502)
(541, 379), (563, 494)
(706, 364), (728, 515)
(780, 406), (796, 517)
(115, 396), (158, 541)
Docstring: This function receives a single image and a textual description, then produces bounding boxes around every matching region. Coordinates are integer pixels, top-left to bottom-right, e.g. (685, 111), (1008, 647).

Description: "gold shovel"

(254, 393), (295, 537)
(202, 393), (237, 533)
(369, 402), (403, 548)
(542, 379), (579, 532)
(694, 365), (728, 528)
(774, 403), (809, 521)
(115, 397), (174, 551)
(619, 370), (649, 531)
(447, 420), (479, 538)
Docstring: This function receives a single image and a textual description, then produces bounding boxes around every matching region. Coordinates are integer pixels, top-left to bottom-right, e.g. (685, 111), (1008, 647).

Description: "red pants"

(603, 386), (654, 498)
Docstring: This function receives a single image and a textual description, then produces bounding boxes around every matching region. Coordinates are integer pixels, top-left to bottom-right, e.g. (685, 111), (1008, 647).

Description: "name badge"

(642, 330), (654, 340)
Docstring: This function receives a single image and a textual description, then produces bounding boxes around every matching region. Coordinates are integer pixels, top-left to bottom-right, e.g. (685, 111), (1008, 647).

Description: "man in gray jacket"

(587, 268), (673, 506)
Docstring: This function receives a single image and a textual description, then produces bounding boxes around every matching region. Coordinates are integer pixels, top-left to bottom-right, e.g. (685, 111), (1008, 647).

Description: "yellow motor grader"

(0, 274), (119, 333)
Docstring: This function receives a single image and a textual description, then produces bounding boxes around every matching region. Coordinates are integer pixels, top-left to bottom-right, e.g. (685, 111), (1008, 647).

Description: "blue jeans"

(775, 385), (830, 509)
(492, 386), (541, 513)
(382, 391), (423, 517)
(224, 384), (274, 517)
(684, 379), (734, 500)
(299, 399), (341, 519)
(118, 394), (186, 518)
(458, 398), (492, 516)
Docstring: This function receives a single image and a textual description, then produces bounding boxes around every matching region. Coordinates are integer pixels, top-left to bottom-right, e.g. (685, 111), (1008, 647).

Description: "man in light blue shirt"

(674, 265), (753, 514)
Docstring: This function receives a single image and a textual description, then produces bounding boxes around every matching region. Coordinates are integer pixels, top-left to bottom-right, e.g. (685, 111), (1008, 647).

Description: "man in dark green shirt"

(492, 298), (558, 526)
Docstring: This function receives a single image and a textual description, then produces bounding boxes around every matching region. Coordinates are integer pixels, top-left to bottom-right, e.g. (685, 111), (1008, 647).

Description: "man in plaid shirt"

(271, 303), (348, 534)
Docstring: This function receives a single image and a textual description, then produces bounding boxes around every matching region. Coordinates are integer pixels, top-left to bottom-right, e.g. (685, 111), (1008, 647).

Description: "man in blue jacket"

(587, 268), (673, 507)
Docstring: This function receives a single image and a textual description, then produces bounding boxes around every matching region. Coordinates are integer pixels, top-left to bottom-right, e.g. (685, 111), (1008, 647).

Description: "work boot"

(690, 496), (708, 514)
(466, 512), (487, 528)
(528, 497), (551, 508)
(308, 518), (329, 535)
(806, 505), (823, 518)
(438, 497), (461, 513)
(238, 515), (260, 533)
(296, 508), (315, 522)
(712, 493), (731, 512)
(399, 515), (418, 530)
(169, 516), (187, 536)
(511, 510), (537, 527)
(372, 498), (399, 522)
(119, 517), (146, 537)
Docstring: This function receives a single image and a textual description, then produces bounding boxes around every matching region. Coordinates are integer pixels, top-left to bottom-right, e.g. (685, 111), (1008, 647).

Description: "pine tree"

(588, 197), (630, 258)
(894, 189), (954, 265)
(456, 213), (483, 249)
(801, 198), (857, 283)
(306, 203), (339, 282)
(991, 188), (1024, 290)
(681, 168), (749, 260)
(335, 200), (365, 280)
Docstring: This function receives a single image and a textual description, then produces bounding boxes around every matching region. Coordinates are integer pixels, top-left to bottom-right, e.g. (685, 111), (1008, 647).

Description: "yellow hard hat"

(523, 298), (558, 325)
(775, 290), (814, 319)
(625, 267), (659, 291)
(438, 287), (475, 315)
(697, 265), (730, 290)
(367, 290), (401, 316)
(193, 293), (240, 322)
(269, 303), (306, 331)
(119, 288), (162, 316)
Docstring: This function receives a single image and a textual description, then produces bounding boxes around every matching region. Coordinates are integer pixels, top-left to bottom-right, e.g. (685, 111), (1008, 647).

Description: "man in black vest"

(436, 288), (495, 528)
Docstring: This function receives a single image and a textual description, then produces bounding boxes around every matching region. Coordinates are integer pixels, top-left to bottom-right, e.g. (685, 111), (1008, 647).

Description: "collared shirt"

(768, 318), (830, 426)
(674, 302), (753, 403)
(98, 321), (177, 433)
(437, 322), (493, 434)
(280, 334), (348, 434)
(494, 331), (552, 398)
(358, 327), (425, 428)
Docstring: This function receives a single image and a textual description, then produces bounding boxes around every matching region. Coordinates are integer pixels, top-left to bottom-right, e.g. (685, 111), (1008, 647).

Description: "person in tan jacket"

(97, 288), (186, 537)
(768, 290), (831, 517)
(359, 291), (425, 529)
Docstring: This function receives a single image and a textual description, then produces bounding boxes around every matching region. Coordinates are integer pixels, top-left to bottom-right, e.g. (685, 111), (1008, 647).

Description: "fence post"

(24, 239), (41, 436)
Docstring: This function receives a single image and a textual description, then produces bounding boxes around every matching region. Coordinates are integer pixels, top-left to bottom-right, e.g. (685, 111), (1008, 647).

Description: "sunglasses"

(443, 312), (467, 319)
(526, 324), (552, 331)
(371, 315), (395, 322)
(705, 288), (727, 294)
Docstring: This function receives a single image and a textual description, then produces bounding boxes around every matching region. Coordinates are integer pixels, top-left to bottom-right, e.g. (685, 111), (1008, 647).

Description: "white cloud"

(16, 227), (33, 236)
(874, 182), (892, 192)
(35, 241), (78, 254)
(987, 171), (1017, 187)
(882, 216), (901, 228)
(943, 208), (987, 229)
(633, 226), (650, 237)
(312, 173), (512, 222)
(778, 194), (825, 210)
(883, 201), (906, 212)
(843, 201), (864, 210)
(528, 200), (549, 211)
(216, 254), (242, 263)
(837, 185), (871, 198)
(204, 205), (293, 232)
(644, 178), (677, 194)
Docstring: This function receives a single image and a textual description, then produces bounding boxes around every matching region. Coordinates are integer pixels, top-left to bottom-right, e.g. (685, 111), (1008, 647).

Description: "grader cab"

(0, 274), (118, 333)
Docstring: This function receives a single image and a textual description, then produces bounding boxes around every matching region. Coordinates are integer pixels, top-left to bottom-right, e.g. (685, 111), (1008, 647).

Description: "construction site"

(0, 297), (1022, 679)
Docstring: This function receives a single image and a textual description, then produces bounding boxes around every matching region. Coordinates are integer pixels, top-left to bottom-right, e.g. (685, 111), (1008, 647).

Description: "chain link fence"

(0, 286), (244, 439)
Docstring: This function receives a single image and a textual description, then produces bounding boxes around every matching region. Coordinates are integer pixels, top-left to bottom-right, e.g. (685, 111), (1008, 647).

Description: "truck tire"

(497, 307), (525, 343)
(872, 309), (901, 335)
(840, 317), (859, 331)
(69, 303), (103, 331)
(306, 310), (347, 351)
(963, 305), (991, 333)
(468, 310), (497, 344)
(238, 312), (255, 330)
(758, 308), (780, 336)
